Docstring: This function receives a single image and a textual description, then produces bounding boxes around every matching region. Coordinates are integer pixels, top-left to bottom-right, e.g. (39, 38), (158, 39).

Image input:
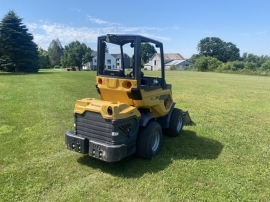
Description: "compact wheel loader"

(65, 34), (192, 162)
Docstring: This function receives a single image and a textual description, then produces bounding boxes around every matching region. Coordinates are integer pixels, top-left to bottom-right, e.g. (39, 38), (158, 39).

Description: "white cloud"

(31, 23), (101, 49)
(87, 15), (121, 26)
(87, 15), (109, 24)
(26, 23), (38, 30)
(29, 17), (172, 50)
(151, 35), (171, 41)
(119, 26), (158, 32)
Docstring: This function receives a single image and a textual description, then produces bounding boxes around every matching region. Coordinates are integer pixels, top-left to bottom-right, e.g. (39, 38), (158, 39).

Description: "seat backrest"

(103, 69), (125, 77)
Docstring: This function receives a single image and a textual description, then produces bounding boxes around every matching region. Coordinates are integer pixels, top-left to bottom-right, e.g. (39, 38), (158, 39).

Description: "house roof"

(157, 53), (185, 60)
(164, 59), (173, 64)
(111, 53), (130, 58)
(111, 54), (119, 58)
(144, 53), (185, 66)
(91, 51), (97, 57)
(165, 60), (186, 66)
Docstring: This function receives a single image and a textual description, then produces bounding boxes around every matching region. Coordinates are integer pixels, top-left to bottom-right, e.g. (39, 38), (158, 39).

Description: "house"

(165, 59), (192, 70)
(111, 53), (131, 69)
(82, 51), (117, 70)
(82, 52), (131, 70)
(92, 53), (117, 70)
(144, 53), (191, 70)
(82, 51), (97, 70)
(82, 62), (92, 70)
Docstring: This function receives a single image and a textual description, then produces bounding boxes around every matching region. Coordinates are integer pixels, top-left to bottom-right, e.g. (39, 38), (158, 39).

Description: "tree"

(0, 10), (39, 72)
(141, 43), (157, 64)
(224, 42), (240, 62)
(61, 41), (92, 70)
(197, 37), (240, 63)
(38, 48), (50, 68)
(261, 60), (270, 71)
(241, 52), (268, 67)
(48, 39), (63, 67)
(188, 54), (201, 64)
(195, 56), (222, 72)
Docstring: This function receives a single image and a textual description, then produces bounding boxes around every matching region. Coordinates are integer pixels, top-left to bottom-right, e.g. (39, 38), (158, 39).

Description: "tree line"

(1, 10), (270, 74)
(0, 9), (154, 73)
(189, 37), (270, 74)
(39, 39), (92, 71)
(0, 10), (93, 73)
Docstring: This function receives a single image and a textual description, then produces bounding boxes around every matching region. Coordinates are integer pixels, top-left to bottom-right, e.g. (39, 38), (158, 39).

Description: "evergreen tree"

(48, 39), (63, 67)
(0, 10), (39, 72)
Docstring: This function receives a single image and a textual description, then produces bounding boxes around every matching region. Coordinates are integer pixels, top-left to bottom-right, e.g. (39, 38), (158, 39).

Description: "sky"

(1, 0), (270, 59)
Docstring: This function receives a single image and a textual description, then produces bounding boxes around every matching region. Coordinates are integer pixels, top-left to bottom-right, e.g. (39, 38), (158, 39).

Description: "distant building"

(92, 53), (117, 70)
(82, 51), (131, 70)
(82, 51), (97, 70)
(165, 59), (192, 70)
(111, 53), (131, 69)
(144, 53), (192, 70)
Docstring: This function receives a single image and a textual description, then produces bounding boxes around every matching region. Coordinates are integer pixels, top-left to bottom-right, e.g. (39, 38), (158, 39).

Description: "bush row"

(193, 56), (270, 76)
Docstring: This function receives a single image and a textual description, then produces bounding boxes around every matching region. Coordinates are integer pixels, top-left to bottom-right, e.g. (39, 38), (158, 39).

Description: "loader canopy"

(97, 34), (166, 90)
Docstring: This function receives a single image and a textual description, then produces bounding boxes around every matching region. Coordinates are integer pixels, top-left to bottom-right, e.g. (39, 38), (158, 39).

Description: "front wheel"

(136, 121), (163, 159)
(163, 108), (183, 137)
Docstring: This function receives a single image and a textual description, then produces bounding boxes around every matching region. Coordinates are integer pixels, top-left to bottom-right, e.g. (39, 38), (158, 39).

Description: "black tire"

(164, 108), (183, 137)
(136, 121), (163, 159)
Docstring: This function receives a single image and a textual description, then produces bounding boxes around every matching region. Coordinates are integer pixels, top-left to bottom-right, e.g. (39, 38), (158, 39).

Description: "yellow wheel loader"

(65, 34), (192, 162)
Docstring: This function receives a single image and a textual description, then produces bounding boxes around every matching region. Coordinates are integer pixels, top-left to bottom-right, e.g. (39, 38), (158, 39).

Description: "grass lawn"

(0, 69), (269, 201)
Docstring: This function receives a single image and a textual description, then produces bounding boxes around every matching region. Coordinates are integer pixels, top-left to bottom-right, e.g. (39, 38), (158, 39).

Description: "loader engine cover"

(65, 98), (141, 162)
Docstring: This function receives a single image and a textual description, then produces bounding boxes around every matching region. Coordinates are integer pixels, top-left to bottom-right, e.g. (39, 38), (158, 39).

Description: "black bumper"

(65, 131), (128, 162)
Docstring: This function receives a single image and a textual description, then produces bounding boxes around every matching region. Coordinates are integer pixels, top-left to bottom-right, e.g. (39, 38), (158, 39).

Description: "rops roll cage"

(97, 34), (166, 90)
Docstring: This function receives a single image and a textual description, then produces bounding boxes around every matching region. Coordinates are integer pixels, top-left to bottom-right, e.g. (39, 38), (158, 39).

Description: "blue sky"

(1, 0), (270, 58)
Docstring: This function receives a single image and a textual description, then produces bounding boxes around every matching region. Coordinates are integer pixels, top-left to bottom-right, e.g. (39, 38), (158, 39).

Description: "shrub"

(217, 61), (246, 72)
(217, 62), (235, 71)
(232, 61), (245, 70)
(54, 65), (60, 69)
(260, 60), (270, 71)
(170, 65), (177, 70)
(195, 56), (222, 72)
(244, 62), (256, 70)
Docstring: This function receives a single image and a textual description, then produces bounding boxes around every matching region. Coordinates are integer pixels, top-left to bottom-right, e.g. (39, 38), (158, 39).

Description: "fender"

(157, 102), (176, 129)
(139, 113), (155, 126)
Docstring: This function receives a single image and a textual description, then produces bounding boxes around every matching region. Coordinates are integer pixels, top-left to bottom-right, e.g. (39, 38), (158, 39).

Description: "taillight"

(98, 78), (102, 84)
(126, 81), (132, 88)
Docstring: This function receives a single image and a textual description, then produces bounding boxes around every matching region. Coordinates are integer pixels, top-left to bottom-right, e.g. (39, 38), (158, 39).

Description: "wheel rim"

(176, 116), (183, 132)
(151, 131), (160, 152)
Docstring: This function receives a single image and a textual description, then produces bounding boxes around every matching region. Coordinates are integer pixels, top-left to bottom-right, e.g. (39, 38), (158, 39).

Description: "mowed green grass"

(0, 70), (269, 201)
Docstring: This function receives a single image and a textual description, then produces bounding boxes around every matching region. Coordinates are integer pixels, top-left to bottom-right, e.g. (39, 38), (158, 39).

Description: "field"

(0, 70), (269, 201)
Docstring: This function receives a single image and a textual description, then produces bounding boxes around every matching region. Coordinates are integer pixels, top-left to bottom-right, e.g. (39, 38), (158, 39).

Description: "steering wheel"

(127, 71), (144, 78)
(127, 71), (134, 78)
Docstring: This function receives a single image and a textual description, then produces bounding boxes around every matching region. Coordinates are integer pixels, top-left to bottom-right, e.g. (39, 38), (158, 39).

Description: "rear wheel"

(164, 108), (183, 137)
(136, 121), (163, 159)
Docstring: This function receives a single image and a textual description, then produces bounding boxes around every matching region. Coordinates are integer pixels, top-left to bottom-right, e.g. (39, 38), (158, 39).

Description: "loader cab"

(96, 34), (173, 117)
(97, 34), (166, 90)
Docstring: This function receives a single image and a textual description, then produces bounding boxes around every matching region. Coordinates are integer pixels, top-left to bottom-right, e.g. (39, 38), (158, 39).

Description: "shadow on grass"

(0, 71), (62, 76)
(77, 130), (223, 178)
